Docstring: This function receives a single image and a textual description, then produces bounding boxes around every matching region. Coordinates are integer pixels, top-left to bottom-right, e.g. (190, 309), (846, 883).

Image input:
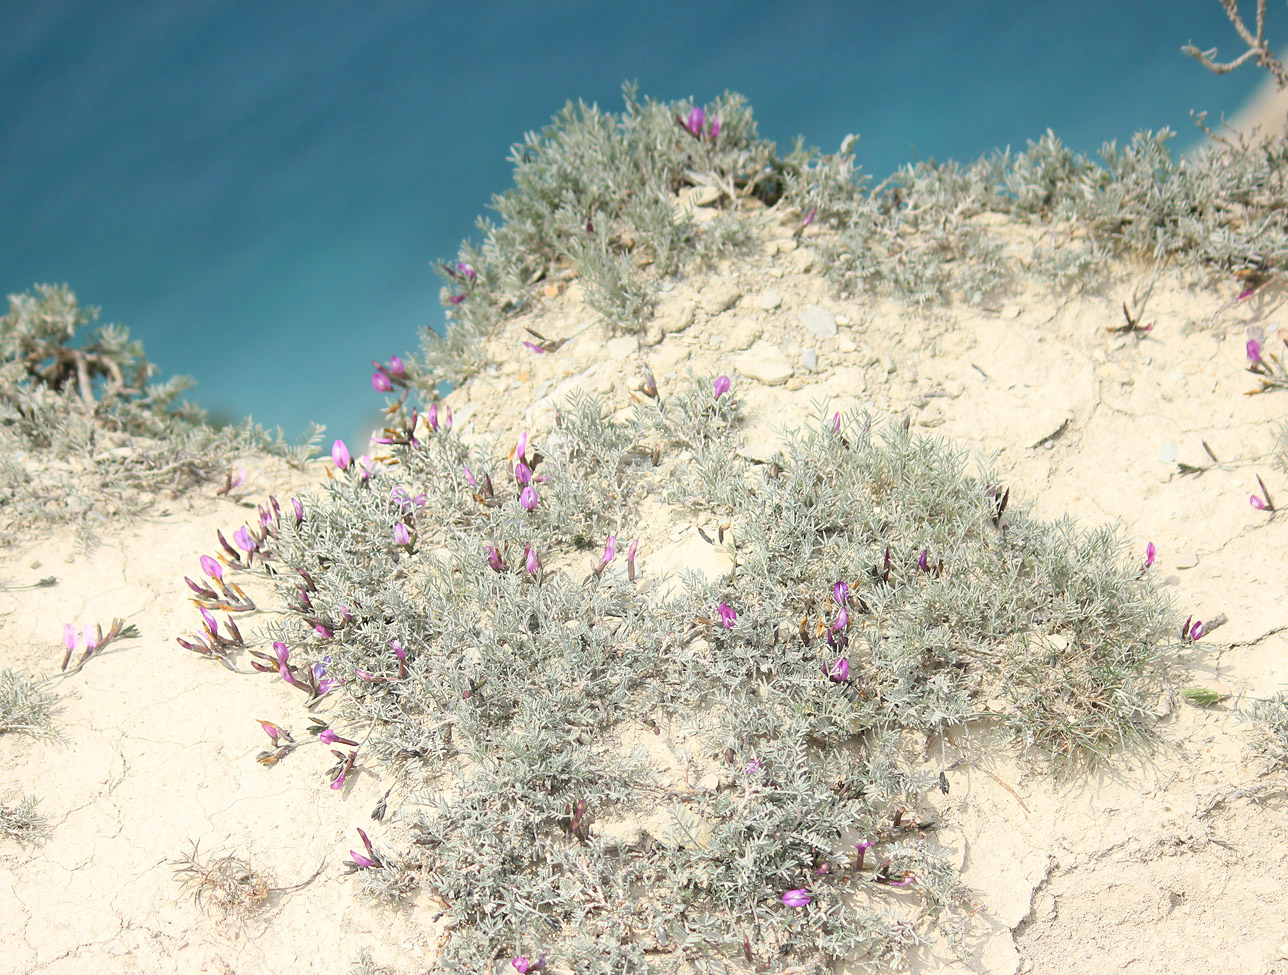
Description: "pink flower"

(274, 642), (295, 684)
(457, 262), (477, 281)
(514, 461), (532, 485)
(292, 497), (304, 524)
(854, 839), (874, 869)
(831, 412), (841, 434)
(319, 729), (341, 745)
(512, 958), (530, 974)
(520, 485), (538, 510)
(200, 555), (223, 581)
(781, 888), (812, 908)
(349, 850), (373, 867)
(393, 522), (412, 546)
(709, 115), (720, 140)
(1248, 338), (1263, 363)
(1144, 542), (1155, 568)
(427, 403), (439, 431)
(232, 526), (257, 553)
(523, 341), (546, 354)
(717, 603), (737, 628)
(389, 641), (407, 662)
(713, 374), (731, 398)
(332, 439), (351, 470)
(485, 545), (505, 572)
(83, 623), (97, 652)
(331, 770), (346, 790)
(828, 657), (849, 682)
(1251, 493), (1267, 510)
(526, 546), (540, 576)
(516, 431), (529, 463)
(686, 105), (705, 136)
(388, 355), (405, 377)
(62, 623), (76, 653)
(259, 720), (281, 741)
(372, 372), (393, 392)
(462, 463), (477, 486)
(602, 534), (617, 564)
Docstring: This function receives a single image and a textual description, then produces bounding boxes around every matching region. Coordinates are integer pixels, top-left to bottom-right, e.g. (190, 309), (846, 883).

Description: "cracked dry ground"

(2, 208), (1287, 973)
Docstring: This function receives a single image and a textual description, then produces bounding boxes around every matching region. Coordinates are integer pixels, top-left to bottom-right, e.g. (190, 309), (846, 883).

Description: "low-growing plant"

(0, 284), (320, 544)
(1242, 694), (1288, 771)
(184, 368), (1174, 971)
(172, 841), (273, 918)
(0, 794), (47, 842)
(0, 668), (60, 738)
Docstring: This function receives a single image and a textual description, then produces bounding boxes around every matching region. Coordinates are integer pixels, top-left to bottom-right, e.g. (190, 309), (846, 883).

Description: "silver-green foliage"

(248, 380), (1171, 972)
(0, 285), (319, 541)
(0, 794), (46, 842)
(0, 668), (60, 738)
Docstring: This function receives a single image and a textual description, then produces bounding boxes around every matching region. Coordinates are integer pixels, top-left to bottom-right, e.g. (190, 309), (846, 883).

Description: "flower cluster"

(678, 104), (720, 143)
(60, 618), (136, 672)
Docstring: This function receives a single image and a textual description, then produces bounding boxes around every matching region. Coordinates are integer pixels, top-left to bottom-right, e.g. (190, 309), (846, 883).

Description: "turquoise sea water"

(0, 2), (1267, 444)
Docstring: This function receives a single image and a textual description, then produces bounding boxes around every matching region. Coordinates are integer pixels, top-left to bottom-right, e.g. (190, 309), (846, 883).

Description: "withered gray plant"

(1242, 694), (1288, 772)
(0, 284), (320, 544)
(225, 373), (1172, 973)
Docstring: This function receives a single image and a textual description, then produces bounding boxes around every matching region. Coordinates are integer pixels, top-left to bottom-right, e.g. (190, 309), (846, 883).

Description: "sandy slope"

(2, 201), (1286, 974)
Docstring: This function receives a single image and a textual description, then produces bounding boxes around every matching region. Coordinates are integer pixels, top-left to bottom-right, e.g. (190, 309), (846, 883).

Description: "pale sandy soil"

(2, 194), (1287, 974)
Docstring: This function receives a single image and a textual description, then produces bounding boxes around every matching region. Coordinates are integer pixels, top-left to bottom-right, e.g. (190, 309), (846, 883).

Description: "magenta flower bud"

(274, 642), (294, 684)
(233, 526), (257, 553)
(520, 485), (538, 510)
(918, 548), (929, 572)
(259, 720), (281, 741)
(1248, 338), (1263, 362)
(331, 771), (346, 791)
(372, 372), (393, 393)
(855, 838), (874, 869)
(428, 403), (438, 432)
(319, 729), (340, 745)
(828, 657), (849, 682)
(349, 850), (373, 867)
(1251, 494), (1267, 510)
(526, 546), (539, 576)
(627, 538), (639, 562)
(1144, 542), (1155, 568)
(513, 958), (530, 974)
(443, 405), (452, 431)
(832, 607), (848, 631)
(357, 455), (374, 481)
(315, 624), (333, 639)
(802, 205), (817, 228)
(782, 888), (812, 908)
(62, 623), (77, 654)
(462, 463), (476, 486)
(1190, 619), (1204, 641)
(200, 607), (218, 635)
(832, 580), (849, 605)
(199, 555), (223, 581)
(523, 341), (546, 354)
(713, 374), (731, 398)
(832, 412), (841, 434)
(448, 292), (465, 305)
(687, 105), (704, 136)
(457, 261), (477, 281)
(717, 602), (737, 628)
(393, 522), (412, 546)
(355, 669), (375, 681)
(390, 641), (407, 662)
(485, 545), (505, 572)
(514, 461), (532, 485)
(389, 355), (405, 377)
(292, 497), (304, 524)
(709, 115), (721, 140)
(332, 439), (351, 470)
(603, 534), (617, 563)
(516, 431), (528, 462)
(82, 623), (97, 652)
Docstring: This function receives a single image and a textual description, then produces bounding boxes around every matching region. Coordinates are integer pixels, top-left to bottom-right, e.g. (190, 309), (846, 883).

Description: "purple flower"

(709, 115), (720, 140)
(372, 372), (393, 393)
(918, 548), (930, 572)
(520, 485), (538, 511)
(713, 374), (732, 398)
(200, 555), (223, 582)
(349, 850), (373, 867)
(332, 439), (351, 470)
(526, 546), (540, 576)
(1144, 541), (1156, 568)
(744, 758), (763, 774)
(889, 873), (916, 888)
(717, 603), (737, 629)
(782, 888), (812, 908)
(854, 839), (874, 869)
(442, 406), (453, 431)
(514, 461), (532, 485)
(831, 412), (841, 434)
(331, 770), (347, 791)
(462, 463), (477, 487)
(828, 657), (849, 682)
(627, 538), (639, 563)
(427, 402), (439, 432)
(292, 497), (304, 524)
(457, 262), (477, 281)
(259, 720), (281, 741)
(1190, 619), (1204, 641)
(274, 641), (295, 685)
(62, 623), (77, 653)
(485, 545), (505, 572)
(1248, 338), (1263, 363)
(232, 526), (257, 553)
(602, 534), (617, 564)
(523, 341), (546, 355)
(393, 522), (412, 546)
(833, 580), (849, 605)
(832, 607), (848, 631)
(357, 455), (375, 480)
(389, 355), (405, 377)
(1251, 493), (1267, 510)
(319, 729), (341, 745)
(355, 669), (375, 681)
(200, 607), (218, 636)
(512, 958), (530, 974)
(686, 105), (705, 136)
(802, 205), (818, 229)
(314, 624), (333, 640)
(389, 641), (407, 662)
(448, 292), (466, 305)
(516, 431), (529, 462)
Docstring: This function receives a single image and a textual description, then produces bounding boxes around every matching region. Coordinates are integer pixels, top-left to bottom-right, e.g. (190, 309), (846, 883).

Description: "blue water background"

(0, 1), (1268, 445)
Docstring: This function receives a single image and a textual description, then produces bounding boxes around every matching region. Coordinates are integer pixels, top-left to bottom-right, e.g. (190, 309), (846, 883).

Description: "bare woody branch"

(1182, 0), (1288, 89)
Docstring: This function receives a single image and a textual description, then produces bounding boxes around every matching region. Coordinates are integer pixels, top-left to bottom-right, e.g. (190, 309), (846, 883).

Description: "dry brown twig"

(1183, 0), (1288, 89)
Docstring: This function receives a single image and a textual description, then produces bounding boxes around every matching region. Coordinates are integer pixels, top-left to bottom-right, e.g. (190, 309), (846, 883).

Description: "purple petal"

(332, 439), (351, 470)
(372, 372), (393, 393)
(62, 623), (77, 652)
(520, 485), (538, 510)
